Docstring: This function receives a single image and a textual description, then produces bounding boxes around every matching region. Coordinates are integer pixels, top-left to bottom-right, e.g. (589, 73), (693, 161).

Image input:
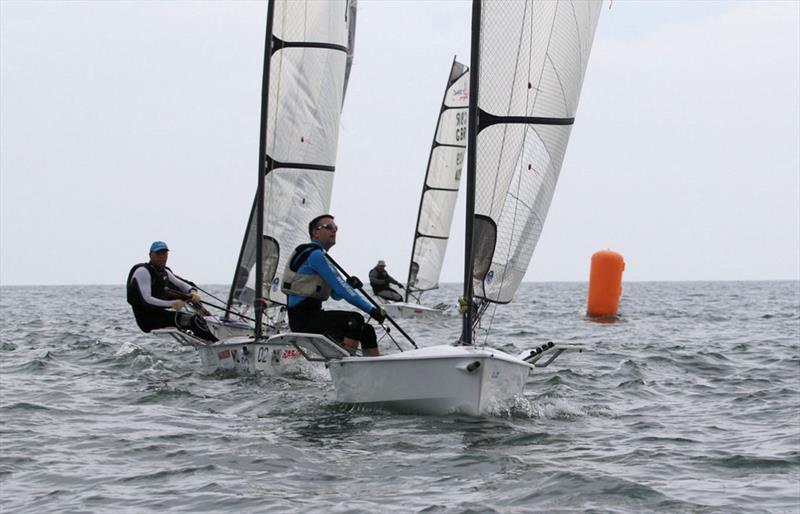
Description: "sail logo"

(486, 270), (494, 285)
(272, 277), (280, 292)
(452, 84), (469, 102)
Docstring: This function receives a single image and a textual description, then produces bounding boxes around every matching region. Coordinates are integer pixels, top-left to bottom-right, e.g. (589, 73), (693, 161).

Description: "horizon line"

(1, 279), (799, 288)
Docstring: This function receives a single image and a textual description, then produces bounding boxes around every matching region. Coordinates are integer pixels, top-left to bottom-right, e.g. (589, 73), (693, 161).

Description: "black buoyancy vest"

(126, 263), (171, 308)
(290, 243), (322, 272)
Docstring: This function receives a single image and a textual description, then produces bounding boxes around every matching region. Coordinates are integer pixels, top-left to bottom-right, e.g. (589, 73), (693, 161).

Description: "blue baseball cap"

(149, 241), (169, 253)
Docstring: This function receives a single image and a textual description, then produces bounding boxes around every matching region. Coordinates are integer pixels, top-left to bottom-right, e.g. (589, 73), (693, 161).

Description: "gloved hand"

(171, 299), (186, 311)
(458, 297), (468, 315)
(189, 291), (202, 304)
(346, 276), (363, 289)
(370, 307), (386, 324)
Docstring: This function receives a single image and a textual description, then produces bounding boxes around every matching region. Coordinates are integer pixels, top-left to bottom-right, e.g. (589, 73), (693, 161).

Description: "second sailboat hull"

(382, 302), (447, 319)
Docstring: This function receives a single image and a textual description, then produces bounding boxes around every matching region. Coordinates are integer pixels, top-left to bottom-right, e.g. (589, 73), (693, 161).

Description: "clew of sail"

(471, 0), (601, 304)
(226, 0), (356, 313)
(405, 59), (470, 303)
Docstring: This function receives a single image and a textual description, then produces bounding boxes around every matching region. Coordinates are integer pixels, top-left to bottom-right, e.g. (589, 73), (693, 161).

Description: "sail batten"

(405, 59), (470, 302)
(468, 0), (601, 306)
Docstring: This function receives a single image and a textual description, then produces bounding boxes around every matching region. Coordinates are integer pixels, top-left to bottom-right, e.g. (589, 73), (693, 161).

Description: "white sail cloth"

(472, 0), (601, 303)
(228, 0), (355, 309)
(407, 61), (470, 296)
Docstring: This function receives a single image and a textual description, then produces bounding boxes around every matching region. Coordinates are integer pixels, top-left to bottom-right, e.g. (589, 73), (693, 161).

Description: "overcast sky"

(1, 0), (798, 286)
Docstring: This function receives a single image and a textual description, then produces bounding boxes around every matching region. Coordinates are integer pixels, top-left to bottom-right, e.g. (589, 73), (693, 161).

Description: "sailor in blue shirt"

(282, 214), (385, 356)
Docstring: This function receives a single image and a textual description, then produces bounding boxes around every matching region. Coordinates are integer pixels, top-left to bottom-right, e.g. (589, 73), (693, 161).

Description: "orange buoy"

(587, 250), (625, 318)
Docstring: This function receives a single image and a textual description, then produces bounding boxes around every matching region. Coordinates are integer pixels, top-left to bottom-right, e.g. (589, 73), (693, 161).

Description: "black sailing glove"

(370, 307), (387, 324)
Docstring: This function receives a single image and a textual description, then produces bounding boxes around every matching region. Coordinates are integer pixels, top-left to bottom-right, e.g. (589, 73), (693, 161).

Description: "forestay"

(471, 0), (601, 304)
(226, 0), (357, 312)
(405, 60), (470, 302)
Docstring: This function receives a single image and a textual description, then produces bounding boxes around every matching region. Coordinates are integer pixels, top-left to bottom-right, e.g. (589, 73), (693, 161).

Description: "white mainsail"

(469, 0), (601, 305)
(327, 0), (602, 416)
(404, 59), (469, 303)
(227, 0), (356, 312)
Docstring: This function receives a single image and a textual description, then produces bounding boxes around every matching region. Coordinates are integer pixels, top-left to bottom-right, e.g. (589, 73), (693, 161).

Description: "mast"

(462, 0), (481, 345)
(255, 1), (276, 339)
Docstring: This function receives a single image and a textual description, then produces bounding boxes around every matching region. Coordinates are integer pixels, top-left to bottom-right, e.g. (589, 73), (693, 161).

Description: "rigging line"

(473, 300), (491, 335)
(482, 302), (499, 346)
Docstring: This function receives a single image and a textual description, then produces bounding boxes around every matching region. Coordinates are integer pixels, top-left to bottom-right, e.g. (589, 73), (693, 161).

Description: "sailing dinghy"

(325, 0), (603, 415)
(381, 59), (470, 319)
(153, 0), (358, 375)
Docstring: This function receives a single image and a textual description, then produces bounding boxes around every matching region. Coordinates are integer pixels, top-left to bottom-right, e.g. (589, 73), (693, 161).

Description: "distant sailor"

(126, 241), (218, 342)
(369, 260), (404, 302)
(282, 214), (385, 357)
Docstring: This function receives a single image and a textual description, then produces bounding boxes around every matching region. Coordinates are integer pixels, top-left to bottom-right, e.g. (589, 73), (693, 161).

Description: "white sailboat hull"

(151, 330), (319, 376)
(196, 337), (310, 375)
(328, 345), (532, 415)
(197, 332), (349, 375)
(206, 318), (254, 339)
(381, 302), (447, 319)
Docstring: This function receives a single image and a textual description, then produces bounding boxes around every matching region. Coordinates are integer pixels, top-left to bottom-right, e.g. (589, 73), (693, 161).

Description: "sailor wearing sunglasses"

(281, 214), (386, 356)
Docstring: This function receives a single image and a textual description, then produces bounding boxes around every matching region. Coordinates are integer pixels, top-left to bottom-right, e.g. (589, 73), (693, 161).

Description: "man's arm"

(308, 251), (373, 313)
(166, 269), (194, 295)
(131, 267), (173, 308)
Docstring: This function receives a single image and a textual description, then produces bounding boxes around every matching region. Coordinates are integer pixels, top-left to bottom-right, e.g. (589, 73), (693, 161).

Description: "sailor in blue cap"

(126, 241), (217, 342)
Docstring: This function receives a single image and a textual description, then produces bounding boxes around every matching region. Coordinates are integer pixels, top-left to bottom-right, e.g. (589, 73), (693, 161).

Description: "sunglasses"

(316, 223), (338, 232)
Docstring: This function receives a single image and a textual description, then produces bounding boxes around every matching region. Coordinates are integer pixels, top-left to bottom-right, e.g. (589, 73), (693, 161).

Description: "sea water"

(1, 281), (798, 513)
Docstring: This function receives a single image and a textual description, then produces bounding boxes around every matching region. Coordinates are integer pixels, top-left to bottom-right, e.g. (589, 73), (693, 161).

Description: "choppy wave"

(0, 282), (798, 513)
